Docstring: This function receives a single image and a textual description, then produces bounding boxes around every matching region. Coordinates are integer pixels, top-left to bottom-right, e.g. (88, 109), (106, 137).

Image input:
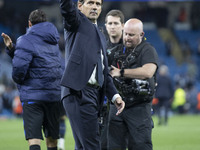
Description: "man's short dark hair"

(29, 9), (47, 25)
(105, 10), (124, 24)
(78, 0), (104, 5)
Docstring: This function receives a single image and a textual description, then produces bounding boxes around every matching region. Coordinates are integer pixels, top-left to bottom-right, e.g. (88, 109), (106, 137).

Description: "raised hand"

(1, 33), (13, 50)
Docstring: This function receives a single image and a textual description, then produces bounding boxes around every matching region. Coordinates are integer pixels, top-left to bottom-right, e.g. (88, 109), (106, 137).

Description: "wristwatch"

(120, 68), (124, 77)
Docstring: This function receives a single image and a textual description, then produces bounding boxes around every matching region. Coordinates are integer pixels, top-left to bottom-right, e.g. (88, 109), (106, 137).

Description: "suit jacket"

(59, 0), (118, 104)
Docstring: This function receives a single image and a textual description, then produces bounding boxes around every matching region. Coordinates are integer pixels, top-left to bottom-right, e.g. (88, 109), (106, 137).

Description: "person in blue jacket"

(1, 9), (62, 150)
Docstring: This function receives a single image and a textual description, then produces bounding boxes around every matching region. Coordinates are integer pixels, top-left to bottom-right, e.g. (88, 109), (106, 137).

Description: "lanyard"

(123, 47), (126, 54)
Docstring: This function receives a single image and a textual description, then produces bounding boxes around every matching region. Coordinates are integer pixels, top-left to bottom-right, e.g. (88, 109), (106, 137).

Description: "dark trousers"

(157, 98), (170, 125)
(108, 103), (152, 150)
(63, 86), (101, 150)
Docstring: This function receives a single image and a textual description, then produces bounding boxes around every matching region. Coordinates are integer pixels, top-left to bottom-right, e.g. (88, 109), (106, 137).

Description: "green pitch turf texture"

(0, 114), (200, 150)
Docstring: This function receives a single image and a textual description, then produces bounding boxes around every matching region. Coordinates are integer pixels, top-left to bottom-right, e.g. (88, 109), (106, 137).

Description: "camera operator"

(108, 18), (158, 150)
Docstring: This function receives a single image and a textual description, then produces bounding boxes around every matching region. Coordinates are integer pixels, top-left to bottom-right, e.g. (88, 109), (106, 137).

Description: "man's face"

(78, 0), (102, 23)
(105, 16), (123, 38)
(123, 25), (142, 49)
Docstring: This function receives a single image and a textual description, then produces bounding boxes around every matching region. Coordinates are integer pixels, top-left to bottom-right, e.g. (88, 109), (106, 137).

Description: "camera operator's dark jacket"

(108, 39), (159, 105)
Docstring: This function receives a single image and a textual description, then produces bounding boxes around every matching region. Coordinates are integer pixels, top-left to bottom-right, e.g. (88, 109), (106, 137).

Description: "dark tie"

(97, 55), (104, 87)
(94, 24), (104, 87)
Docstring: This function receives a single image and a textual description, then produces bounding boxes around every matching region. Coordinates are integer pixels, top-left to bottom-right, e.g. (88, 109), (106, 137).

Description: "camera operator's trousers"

(108, 103), (153, 150)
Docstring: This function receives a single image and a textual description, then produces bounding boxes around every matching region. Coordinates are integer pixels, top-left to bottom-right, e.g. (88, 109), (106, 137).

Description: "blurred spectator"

(187, 59), (198, 79)
(180, 40), (192, 62)
(186, 82), (198, 114)
(155, 65), (174, 126)
(197, 38), (200, 56)
(0, 46), (12, 63)
(12, 93), (22, 117)
(0, 84), (5, 113)
(172, 83), (186, 114)
(165, 39), (173, 56)
(197, 92), (200, 113)
(177, 7), (187, 23)
(1, 82), (18, 116)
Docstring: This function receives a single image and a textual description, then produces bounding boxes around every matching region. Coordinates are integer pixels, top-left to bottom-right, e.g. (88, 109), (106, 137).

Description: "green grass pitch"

(0, 114), (200, 150)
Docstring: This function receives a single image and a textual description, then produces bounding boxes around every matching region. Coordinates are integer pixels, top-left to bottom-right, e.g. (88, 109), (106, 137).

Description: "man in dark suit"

(59, 0), (125, 150)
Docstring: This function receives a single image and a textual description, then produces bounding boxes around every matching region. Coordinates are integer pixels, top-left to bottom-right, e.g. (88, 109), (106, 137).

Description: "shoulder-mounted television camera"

(114, 78), (152, 96)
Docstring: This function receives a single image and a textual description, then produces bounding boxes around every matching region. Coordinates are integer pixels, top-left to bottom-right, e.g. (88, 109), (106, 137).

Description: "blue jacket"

(7, 22), (62, 102)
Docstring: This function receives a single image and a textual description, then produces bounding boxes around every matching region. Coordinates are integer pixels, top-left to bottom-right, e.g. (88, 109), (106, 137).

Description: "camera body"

(114, 78), (152, 96)
(133, 79), (152, 95)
